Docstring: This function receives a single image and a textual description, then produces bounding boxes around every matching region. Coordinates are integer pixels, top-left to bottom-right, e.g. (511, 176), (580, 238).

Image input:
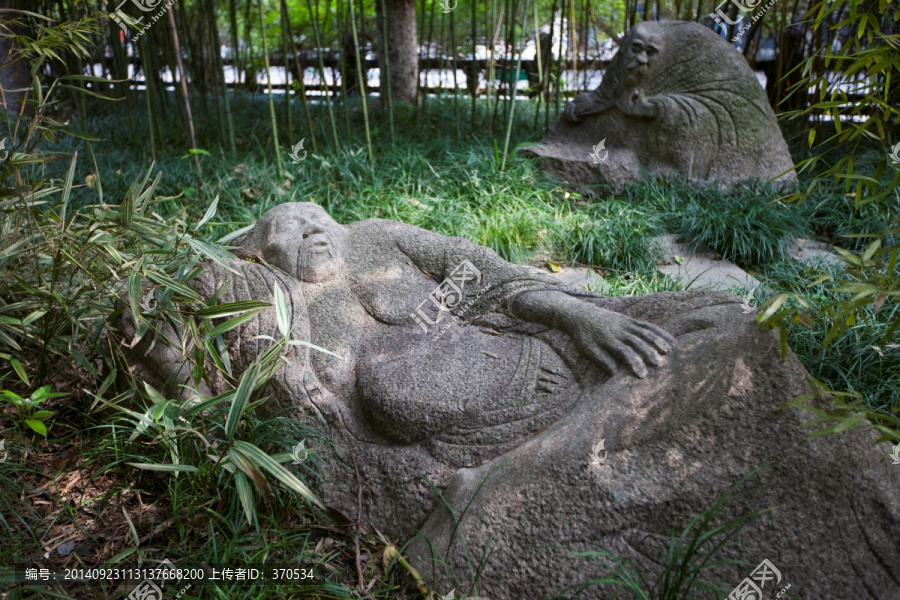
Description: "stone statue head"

(621, 22), (663, 89)
(237, 202), (346, 283)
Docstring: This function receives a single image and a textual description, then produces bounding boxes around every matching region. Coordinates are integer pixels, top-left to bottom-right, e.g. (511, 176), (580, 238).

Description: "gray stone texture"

(522, 21), (797, 190)
(122, 203), (899, 599)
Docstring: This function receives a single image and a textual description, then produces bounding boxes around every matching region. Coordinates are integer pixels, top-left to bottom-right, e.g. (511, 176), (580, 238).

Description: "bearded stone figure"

(121, 203), (899, 599)
(523, 21), (797, 190)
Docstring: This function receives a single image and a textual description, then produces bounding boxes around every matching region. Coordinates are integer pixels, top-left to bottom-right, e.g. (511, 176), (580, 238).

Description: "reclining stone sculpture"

(522, 21), (797, 190)
(121, 203), (899, 599)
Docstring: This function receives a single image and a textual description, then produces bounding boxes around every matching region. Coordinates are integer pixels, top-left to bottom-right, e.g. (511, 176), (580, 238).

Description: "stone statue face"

(253, 202), (346, 283)
(622, 24), (662, 88)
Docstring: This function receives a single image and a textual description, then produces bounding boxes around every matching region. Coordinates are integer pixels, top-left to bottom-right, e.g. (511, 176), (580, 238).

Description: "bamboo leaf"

(207, 308), (265, 339)
(183, 235), (239, 274)
(225, 363), (259, 441)
(234, 471), (256, 526)
(127, 273), (144, 324)
(60, 153), (77, 228)
(10, 358), (29, 385)
(194, 301), (270, 319)
(228, 446), (272, 498)
(273, 281), (290, 338)
(195, 195), (219, 230)
(231, 440), (323, 508)
(126, 462), (199, 472)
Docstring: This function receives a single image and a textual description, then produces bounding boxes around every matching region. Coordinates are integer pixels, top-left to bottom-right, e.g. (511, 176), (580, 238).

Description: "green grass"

(757, 258), (900, 415)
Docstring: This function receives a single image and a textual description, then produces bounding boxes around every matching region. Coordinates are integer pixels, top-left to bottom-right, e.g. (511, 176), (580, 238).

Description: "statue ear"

(232, 222), (265, 260)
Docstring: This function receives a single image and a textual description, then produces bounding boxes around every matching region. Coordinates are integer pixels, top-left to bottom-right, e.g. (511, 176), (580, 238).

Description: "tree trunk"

(0, 1), (31, 122)
(385, 0), (417, 105)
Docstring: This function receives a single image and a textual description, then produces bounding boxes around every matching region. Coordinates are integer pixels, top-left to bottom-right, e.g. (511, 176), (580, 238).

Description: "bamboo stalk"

(421, 0), (436, 119)
(416, 0), (427, 110)
(258, 0), (285, 179)
(569, 0), (577, 85)
(306, 0), (340, 148)
(243, 0), (254, 95)
(437, 6), (446, 103)
(336, 0), (352, 136)
(449, 4), (460, 141)
(348, 0), (375, 167)
(532, 0), (543, 127)
(500, 0), (514, 127)
(554, 2), (563, 116)
(487, 1), (501, 136)
(228, 0), (241, 105)
(204, 0), (227, 149)
(138, 34), (157, 161)
(488, 5), (503, 134)
(544, 0), (557, 129)
(500, 0), (529, 170)
(179, 0), (211, 122)
(214, 0), (237, 156)
(470, 0), (477, 131)
(379, 0), (395, 143)
(280, 0), (293, 145)
(283, 0), (318, 151)
(166, 4), (201, 178)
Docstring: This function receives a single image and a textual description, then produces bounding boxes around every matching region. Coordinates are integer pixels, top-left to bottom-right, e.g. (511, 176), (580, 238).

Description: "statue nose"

(289, 216), (324, 240)
(300, 224), (325, 239)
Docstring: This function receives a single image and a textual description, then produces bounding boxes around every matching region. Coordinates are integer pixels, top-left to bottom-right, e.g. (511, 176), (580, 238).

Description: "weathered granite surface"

(522, 21), (797, 190)
(121, 203), (899, 599)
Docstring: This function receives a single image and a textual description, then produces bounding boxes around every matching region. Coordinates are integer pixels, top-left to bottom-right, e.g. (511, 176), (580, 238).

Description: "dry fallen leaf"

(383, 544), (398, 571)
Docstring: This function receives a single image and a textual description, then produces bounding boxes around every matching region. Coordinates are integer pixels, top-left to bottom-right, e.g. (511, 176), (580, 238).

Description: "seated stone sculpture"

(124, 203), (899, 600)
(522, 21), (797, 190)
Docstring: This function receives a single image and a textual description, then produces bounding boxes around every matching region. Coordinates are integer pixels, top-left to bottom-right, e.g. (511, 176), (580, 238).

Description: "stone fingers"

(631, 319), (676, 348)
(624, 335), (662, 367)
(629, 323), (674, 355)
(607, 340), (649, 379)
(578, 337), (617, 376)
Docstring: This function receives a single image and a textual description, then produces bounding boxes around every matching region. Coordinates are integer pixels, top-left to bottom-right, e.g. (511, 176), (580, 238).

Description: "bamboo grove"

(6, 0), (881, 169)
